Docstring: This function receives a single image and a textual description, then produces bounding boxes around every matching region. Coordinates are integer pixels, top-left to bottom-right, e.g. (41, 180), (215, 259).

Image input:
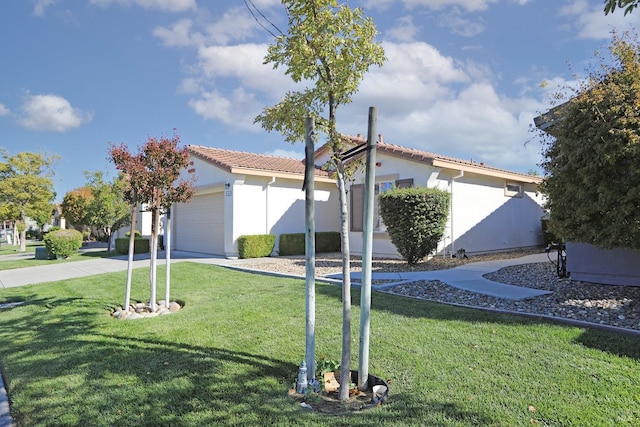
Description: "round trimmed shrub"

(43, 229), (83, 259)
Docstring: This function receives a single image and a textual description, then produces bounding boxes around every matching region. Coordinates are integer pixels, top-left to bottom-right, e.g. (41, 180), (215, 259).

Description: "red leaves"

(108, 131), (196, 209)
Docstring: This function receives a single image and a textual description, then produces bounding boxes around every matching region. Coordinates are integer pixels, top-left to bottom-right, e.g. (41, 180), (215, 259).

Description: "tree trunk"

(164, 208), (172, 308)
(124, 192), (138, 311)
(19, 211), (26, 252)
(149, 207), (159, 312)
(336, 163), (352, 401)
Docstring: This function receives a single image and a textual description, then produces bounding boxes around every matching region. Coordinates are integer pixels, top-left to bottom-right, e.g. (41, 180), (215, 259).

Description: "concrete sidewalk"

(327, 252), (553, 300)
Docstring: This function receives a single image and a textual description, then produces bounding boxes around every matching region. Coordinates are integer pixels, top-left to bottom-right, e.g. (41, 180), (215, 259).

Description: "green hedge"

(278, 231), (341, 256)
(379, 187), (450, 265)
(43, 229), (83, 259)
(237, 234), (276, 259)
(115, 237), (150, 255)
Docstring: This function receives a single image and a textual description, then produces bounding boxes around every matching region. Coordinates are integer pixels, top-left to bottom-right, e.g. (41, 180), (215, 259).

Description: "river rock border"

(111, 300), (182, 320)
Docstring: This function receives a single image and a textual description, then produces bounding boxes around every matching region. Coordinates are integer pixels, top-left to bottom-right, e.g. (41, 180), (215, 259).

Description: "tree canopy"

(538, 31), (640, 249)
(0, 150), (57, 251)
(604, 0), (639, 15)
(84, 171), (131, 251)
(61, 187), (93, 228)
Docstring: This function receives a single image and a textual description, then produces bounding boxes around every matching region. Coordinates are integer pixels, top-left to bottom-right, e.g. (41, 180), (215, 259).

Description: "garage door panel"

(174, 194), (224, 254)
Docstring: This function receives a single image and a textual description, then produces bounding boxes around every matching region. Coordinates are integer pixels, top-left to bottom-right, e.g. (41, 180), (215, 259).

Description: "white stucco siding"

(348, 152), (545, 257)
(447, 174), (544, 254)
(173, 193), (224, 254)
(231, 177), (340, 255)
(348, 155), (443, 258)
(232, 176), (269, 238)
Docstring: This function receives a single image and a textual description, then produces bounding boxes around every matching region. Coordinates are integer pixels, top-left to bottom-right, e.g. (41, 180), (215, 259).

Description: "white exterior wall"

(348, 153), (545, 258)
(175, 155), (340, 258)
(230, 175), (339, 257)
(446, 174), (544, 255)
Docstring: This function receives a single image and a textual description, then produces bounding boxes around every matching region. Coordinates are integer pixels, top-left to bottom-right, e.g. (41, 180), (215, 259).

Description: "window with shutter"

(350, 178), (414, 232)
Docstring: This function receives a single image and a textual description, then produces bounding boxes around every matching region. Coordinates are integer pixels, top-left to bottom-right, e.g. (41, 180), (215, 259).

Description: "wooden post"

(359, 107), (377, 390)
(304, 116), (317, 380)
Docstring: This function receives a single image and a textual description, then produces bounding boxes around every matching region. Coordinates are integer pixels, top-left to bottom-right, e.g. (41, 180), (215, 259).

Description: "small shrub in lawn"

(43, 229), (83, 259)
(115, 235), (150, 254)
(238, 234), (276, 258)
(279, 232), (340, 255)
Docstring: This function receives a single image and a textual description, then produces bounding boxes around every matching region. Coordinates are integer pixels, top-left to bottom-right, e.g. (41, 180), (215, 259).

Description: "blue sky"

(1, 0), (638, 201)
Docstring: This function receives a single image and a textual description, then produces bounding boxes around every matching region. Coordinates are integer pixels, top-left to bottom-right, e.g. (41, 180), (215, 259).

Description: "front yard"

(0, 263), (638, 426)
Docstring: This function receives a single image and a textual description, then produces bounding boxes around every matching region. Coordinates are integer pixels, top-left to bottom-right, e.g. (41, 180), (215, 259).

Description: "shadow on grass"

(0, 293), (494, 426)
(315, 279), (640, 360)
(573, 328), (640, 360)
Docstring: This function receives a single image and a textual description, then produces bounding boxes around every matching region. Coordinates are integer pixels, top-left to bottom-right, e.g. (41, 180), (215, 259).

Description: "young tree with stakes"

(110, 133), (195, 313)
(254, 0), (385, 401)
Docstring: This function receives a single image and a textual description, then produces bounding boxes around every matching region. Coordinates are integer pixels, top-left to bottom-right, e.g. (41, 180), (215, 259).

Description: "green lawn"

(0, 263), (638, 426)
(0, 243), (117, 271)
(0, 241), (42, 256)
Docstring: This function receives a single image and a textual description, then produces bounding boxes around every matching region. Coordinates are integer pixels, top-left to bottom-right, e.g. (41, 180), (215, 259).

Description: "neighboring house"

(172, 138), (545, 259)
(316, 135), (545, 258)
(171, 146), (339, 258)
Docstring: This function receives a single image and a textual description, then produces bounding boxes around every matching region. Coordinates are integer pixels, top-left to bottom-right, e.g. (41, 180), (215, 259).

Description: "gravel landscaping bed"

(237, 250), (640, 333)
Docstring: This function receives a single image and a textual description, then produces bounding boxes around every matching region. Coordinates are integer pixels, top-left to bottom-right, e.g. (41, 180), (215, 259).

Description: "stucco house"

(316, 135), (545, 258)
(170, 137), (545, 259)
(171, 145), (339, 258)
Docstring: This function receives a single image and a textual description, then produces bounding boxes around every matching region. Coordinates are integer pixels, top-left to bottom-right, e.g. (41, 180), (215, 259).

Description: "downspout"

(450, 170), (464, 257)
(266, 177), (276, 234)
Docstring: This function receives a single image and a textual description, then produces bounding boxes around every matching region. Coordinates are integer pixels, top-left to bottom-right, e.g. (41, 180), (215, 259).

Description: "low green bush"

(278, 231), (341, 255)
(43, 229), (83, 259)
(237, 234), (276, 259)
(379, 187), (450, 265)
(115, 237), (150, 255)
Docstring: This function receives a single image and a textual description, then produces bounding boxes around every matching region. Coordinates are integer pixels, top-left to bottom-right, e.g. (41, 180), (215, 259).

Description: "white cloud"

(560, 0), (640, 40)
(0, 104), (9, 116)
(385, 16), (421, 42)
(188, 87), (262, 131)
(153, 18), (202, 47)
(438, 8), (485, 36)
(264, 148), (304, 159)
(154, 8), (258, 47)
(90, 0), (196, 13)
(322, 39), (552, 172)
(18, 94), (91, 132)
(369, 0), (498, 12)
(33, 0), (56, 16)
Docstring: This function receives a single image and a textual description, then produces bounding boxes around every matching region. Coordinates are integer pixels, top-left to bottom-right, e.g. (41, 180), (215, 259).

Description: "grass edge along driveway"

(0, 262), (638, 426)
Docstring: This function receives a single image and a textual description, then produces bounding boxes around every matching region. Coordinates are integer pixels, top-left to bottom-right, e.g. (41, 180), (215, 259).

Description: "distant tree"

(379, 187), (450, 265)
(537, 31), (640, 249)
(0, 150), (57, 251)
(110, 132), (195, 313)
(31, 203), (56, 238)
(61, 187), (94, 228)
(255, 0), (385, 401)
(604, 0), (639, 15)
(84, 171), (131, 252)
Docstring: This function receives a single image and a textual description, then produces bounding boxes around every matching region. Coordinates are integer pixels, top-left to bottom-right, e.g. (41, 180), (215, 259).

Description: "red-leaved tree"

(110, 132), (196, 313)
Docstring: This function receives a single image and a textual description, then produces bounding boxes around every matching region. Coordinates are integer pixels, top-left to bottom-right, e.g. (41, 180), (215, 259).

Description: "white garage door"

(173, 193), (224, 254)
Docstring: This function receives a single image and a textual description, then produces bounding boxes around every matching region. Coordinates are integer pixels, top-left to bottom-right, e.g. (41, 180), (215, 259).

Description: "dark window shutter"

(396, 178), (413, 188)
(350, 184), (364, 232)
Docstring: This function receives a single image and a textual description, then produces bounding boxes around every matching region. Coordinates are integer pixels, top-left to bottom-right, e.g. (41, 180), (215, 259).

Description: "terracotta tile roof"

(187, 145), (331, 179)
(325, 135), (542, 184)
